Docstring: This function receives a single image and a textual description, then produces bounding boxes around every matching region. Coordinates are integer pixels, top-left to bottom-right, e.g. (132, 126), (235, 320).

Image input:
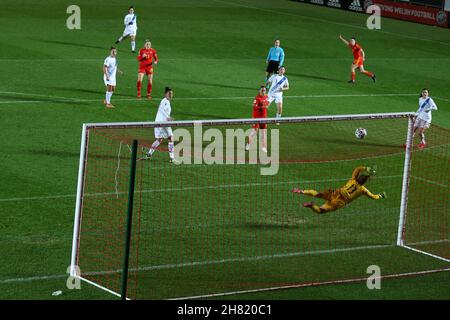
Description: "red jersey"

(252, 94), (269, 118)
(349, 43), (362, 59)
(137, 48), (158, 68)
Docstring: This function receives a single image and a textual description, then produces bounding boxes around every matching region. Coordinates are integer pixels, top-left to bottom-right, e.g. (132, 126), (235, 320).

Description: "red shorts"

(253, 123), (267, 129)
(252, 111), (268, 129)
(138, 65), (154, 75)
(353, 57), (363, 67)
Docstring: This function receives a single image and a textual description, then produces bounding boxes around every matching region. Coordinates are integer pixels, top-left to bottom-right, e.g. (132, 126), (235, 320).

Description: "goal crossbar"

(82, 112), (415, 129)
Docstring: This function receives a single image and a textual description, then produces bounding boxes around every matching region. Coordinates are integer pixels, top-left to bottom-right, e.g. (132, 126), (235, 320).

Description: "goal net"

(70, 113), (449, 299)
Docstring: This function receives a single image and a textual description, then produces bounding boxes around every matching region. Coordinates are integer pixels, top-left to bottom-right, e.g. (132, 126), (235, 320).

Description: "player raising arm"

(292, 166), (386, 214)
(137, 40), (158, 99)
(144, 87), (179, 164)
(115, 6), (138, 53)
(413, 88), (438, 149)
(339, 35), (376, 84)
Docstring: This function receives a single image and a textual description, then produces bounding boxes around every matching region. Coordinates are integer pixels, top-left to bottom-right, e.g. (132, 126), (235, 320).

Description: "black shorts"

(266, 60), (280, 74)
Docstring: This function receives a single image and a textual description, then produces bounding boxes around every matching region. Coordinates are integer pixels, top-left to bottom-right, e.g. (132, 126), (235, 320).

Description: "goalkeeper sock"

(302, 190), (320, 197)
(311, 204), (323, 214)
(131, 41), (136, 51)
(168, 142), (174, 159)
(148, 140), (160, 155)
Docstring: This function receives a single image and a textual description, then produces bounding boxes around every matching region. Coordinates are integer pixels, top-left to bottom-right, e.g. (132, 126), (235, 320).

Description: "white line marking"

(0, 174), (403, 202)
(401, 245), (450, 262)
(78, 276), (127, 299)
(0, 274), (67, 284)
(169, 268), (450, 300)
(0, 193), (75, 202)
(85, 244), (394, 277)
(1, 240), (446, 285)
(0, 91), (82, 101)
(435, 96), (450, 102)
(1, 58), (450, 62)
(0, 91), (419, 105)
(412, 176), (450, 189)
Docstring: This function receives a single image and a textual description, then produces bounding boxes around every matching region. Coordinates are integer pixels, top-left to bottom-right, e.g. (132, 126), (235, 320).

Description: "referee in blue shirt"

(265, 39), (285, 82)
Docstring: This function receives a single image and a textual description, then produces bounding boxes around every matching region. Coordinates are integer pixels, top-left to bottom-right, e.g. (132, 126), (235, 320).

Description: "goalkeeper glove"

(379, 192), (387, 199)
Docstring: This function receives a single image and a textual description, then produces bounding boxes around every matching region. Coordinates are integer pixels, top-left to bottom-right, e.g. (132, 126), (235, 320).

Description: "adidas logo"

(327, 0), (341, 8)
(348, 0), (363, 12)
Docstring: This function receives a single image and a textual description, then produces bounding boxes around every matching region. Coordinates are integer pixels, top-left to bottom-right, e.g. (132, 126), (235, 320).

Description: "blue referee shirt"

(266, 47), (285, 66)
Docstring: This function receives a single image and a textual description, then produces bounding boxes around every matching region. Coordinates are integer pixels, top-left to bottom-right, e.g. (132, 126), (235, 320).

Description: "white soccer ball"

(355, 128), (367, 139)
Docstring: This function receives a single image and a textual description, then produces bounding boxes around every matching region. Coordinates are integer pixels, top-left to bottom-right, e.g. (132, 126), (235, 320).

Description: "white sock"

(276, 113), (280, 118)
(131, 41), (136, 51)
(148, 140), (160, 155)
(106, 92), (113, 104)
(168, 142), (174, 159)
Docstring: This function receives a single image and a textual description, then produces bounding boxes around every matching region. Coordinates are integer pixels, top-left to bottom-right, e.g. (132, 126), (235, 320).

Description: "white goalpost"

(69, 112), (449, 299)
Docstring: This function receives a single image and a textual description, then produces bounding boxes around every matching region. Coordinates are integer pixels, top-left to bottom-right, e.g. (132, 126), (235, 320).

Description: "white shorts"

(103, 75), (116, 86)
(155, 127), (173, 139)
(268, 93), (283, 104)
(414, 117), (430, 129)
(123, 26), (137, 37)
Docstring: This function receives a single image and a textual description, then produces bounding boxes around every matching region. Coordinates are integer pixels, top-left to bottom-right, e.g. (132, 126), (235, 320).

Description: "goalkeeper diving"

(292, 166), (386, 214)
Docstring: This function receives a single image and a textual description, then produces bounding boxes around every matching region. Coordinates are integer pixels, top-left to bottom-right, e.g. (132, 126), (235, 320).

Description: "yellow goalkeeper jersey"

(339, 166), (381, 202)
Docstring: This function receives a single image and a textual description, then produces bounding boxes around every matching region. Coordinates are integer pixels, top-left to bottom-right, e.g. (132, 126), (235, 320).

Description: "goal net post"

(70, 112), (449, 299)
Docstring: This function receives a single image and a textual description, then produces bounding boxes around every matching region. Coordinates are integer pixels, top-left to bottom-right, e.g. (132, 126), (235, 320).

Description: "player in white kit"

(115, 6), (138, 53)
(144, 87), (179, 164)
(413, 88), (438, 149)
(103, 47), (123, 108)
(266, 66), (289, 121)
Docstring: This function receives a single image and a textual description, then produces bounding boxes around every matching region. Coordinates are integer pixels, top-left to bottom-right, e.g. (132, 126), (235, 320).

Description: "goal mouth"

(70, 113), (449, 299)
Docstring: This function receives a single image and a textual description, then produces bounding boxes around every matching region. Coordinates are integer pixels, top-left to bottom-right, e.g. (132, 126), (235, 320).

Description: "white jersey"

(416, 97), (437, 123)
(124, 13), (137, 29)
(103, 56), (117, 78)
(155, 97), (172, 122)
(268, 74), (289, 96)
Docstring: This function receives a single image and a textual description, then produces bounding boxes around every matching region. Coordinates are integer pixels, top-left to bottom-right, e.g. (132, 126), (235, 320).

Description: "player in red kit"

(339, 35), (376, 84)
(246, 86), (269, 153)
(137, 40), (158, 99)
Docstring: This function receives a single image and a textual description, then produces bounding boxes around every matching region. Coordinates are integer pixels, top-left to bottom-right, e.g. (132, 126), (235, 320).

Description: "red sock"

(351, 72), (355, 81)
(147, 83), (152, 95)
(363, 71), (374, 77)
(137, 81), (142, 96)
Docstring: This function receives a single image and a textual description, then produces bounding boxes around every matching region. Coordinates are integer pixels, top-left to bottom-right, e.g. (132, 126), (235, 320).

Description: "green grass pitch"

(0, 0), (449, 299)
